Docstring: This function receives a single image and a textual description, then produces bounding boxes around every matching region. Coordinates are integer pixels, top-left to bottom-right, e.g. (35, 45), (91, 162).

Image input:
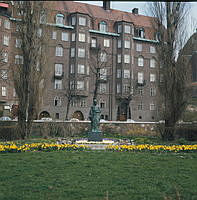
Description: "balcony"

(136, 80), (146, 87)
(54, 72), (64, 79)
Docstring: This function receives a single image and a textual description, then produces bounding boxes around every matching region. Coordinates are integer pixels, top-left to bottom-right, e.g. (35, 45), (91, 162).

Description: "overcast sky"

(76, 1), (197, 37)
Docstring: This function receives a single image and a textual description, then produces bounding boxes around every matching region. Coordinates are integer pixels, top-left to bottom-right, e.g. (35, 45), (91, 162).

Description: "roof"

(50, 1), (155, 28)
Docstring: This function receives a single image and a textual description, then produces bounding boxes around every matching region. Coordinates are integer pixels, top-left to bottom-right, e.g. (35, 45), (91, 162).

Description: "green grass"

(0, 151), (197, 200)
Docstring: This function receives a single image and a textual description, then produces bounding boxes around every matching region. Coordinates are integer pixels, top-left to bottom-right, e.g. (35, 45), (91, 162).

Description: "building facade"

(0, 1), (160, 121)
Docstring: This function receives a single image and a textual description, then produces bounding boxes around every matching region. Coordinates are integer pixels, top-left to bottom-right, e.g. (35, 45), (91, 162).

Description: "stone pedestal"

(88, 130), (103, 141)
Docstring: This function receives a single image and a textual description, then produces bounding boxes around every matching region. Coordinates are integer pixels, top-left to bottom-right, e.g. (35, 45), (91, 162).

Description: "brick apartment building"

(0, 1), (160, 121)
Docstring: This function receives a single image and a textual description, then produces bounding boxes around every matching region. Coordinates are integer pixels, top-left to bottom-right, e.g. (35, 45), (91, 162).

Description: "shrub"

(175, 126), (197, 141)
(0, 125), (18, 141)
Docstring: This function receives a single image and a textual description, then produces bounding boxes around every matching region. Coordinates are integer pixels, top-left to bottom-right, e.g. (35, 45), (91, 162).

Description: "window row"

(70, 64), (89, 75)
(1, 86), (16, 97)
(137, 72), (156, 83)
(137, 102), (157, 111)
(136, 43), (156, 53)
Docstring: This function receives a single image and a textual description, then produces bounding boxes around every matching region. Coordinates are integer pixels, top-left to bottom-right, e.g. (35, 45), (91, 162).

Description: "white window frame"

(56, 14), (64, 25)
(54, 79), (62, 89)
(3, 52), (8, 63)
(138, 57), (144, 67)
(79, 17), (86, 26)
(55, 46), (63, 57)
(150, 103), (156, 111)
(77, 81), (85, 90)
(123, 84), (130, 93)
(150, 46), (156, 53)
(117, 54), (121, 63)
(54, 96), (62, 106)
(79, 33), (85, 42)
(3, 35), (9, 46)
(117, 69), (121, 78)
(55, 64), (63, 76)
(71, 48), (75, 57)
(71, 33), (75, 41)
(138, 72), (144, 84)
(91, 38), (96, 47)
(150, 74), (156, 82)
(52, 31), (57, 40)
(150, 58), (156, 68)
(123, 70), (130, 79)
(117, 24), (122, 33)
(4, 20), (10, 29)
(136, 43), (142, 52)
(124, 40), (130, 49)
(78, 64), (85, 74)
(71, 16), (76, 26)
(150, 87), (156, 96)
(99, 68), (107, 80)
(100, 83), (107, 93)
(117, 40), (121, 48)
(15, 55), (23, 64)
(99, 21), (107, 32)
(117, 83), (121, 94)
(124, 25), (131, 34)
(1, 70), (8, 80)
(62, 32), (69, 41)
(124, 55), (130, 64)
(70, 64), (74, 74)
(104, 39), (110, 47)
(1, 86), (6, 96)
(100, 52), (107, 62)
(15, 38), (22, 48)
(78, 48), (85, 58)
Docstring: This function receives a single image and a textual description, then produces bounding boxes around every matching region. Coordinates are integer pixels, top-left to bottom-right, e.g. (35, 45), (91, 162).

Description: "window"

(124, 40), (130, 49)
(56, 14), (64, 25)
(16, 24), (19, 32)
(100, 83), (107, 93)
(99, 21), (107, 32)
(3, 52), (8, 63)
(52, 31), (57, 39)
(37, 28), (42, 37)
(139, 28), (145, 38)
(138, 102), (143, 110)
(3, 36), (9, 46)
(99, 68), (107, 80)
(117, 54), (121, 63)
(138, 57), (144, 66)
(91, 38), (97, 47)
(4, 20), (10, 29)
(40, 11), (46, 24)
(80, 100), (86, 107)
(124, 55), (130, 63)
(104, 39), (110, 47)
(71, 16), (76, 25)
(1, 87), (6, 96)
(54, 79), (62, 89)
(136, 43), (142, 51)
(79, 33), (85, 42)
(56, 46), (63, 56)
(13, 88), (16, 97)
(100, 100), (106, 109)
(15, 38), (22, 48)
(78, 48), (85, 58)
(150, 87), (156, 96)
(123, 84), (130, 93)
(56, 113), (60, 119)
(117, 69), (121, 78)
(123, 70), (130, 79)
(150, 103), (156, 111)
(150, 58), (156, 68)
(117, 83), (121, 94)
(125, 25), (131, 34)
(70, 64), (74, 74)
(138, 72), (144, 84)
(117, 24), (122, 33)
(100, 52), (107, 62)
(55, 64), (63, 76)
(117, 40), (121, 48)
(78, 64), (85, 74)
(138, 87), (143, 95)
(71, 33), (75, 41)
(150, 74), (156, 82)
(70, 80), (75, 89)
(54, 97), (61, 106)
(77, 81), (84, 90)
(62, 32), (68, 41)
(160, 74), (164, 82)
(15, 55), (23, 64)
(79, 17), (86, 26)
(150, 46), (156, 53)
(1, 70), (8, 80)
(71, 48), (75, 57)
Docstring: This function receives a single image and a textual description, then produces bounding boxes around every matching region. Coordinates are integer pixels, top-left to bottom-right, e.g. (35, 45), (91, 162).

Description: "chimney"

(132, 8), (138, 15)
(103, 1), (110, 10)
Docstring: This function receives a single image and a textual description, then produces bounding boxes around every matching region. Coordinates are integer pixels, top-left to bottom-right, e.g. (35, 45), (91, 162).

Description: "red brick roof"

(51, 1), (155, 28)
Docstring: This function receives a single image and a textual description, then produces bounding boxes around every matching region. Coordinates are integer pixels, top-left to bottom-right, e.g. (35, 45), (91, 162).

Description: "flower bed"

(0, 142), (89, 153)
(106, 144), (197, 153)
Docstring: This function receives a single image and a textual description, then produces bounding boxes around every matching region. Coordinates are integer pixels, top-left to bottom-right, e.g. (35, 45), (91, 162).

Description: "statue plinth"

(88, 98), (103, 141)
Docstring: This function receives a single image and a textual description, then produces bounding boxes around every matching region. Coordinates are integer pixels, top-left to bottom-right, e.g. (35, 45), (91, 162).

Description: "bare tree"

(148, 2), (192, 140)
(12, 1), (50, 139)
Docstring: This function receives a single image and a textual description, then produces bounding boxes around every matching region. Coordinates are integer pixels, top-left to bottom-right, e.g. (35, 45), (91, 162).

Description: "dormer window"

(56, 14), (64, 25)
(135, 27), (145, 38)
(99, 21), (107, 32)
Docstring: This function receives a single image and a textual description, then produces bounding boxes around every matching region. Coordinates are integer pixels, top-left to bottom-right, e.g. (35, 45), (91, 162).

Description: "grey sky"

(75, 1), (197, 37)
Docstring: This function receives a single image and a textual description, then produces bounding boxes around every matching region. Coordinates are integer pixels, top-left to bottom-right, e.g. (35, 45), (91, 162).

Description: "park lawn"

(0, 151), (197, 200)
